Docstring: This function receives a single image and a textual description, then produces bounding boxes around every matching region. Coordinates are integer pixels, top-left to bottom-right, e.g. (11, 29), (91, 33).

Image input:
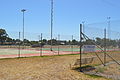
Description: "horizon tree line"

(0, 28), (120, 48)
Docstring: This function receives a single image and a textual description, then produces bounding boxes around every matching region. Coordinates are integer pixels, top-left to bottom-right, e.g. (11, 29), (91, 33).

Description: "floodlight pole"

(21, 9), (26, 49)
(80, 24), (82, 71)
(50, 0), (53, 51)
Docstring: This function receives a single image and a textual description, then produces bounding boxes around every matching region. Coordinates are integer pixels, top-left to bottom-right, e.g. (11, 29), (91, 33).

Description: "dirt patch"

(0, 55), (107, 80)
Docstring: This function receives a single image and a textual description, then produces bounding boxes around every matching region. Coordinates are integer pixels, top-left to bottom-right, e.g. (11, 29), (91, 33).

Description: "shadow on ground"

(73, 65), (96, 72)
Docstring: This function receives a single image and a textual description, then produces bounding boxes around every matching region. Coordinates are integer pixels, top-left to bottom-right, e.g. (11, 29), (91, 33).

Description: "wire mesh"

(0, 31), (80, 58)
(84, 21), (120, 65)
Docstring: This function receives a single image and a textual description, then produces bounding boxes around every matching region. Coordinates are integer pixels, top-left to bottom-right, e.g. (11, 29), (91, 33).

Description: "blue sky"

(0, 0), (120, 40)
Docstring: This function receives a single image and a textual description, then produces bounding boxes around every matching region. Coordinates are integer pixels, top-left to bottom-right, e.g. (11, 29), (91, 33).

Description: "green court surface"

(42, 48), (80, 52)
(42, 48), (107, 51)
(0, 48), (47, 55)
(0, 47), (117, 55)
(0, 48), (80, 55)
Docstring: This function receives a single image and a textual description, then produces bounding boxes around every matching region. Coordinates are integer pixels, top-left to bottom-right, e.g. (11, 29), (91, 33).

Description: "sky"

(0, 0), (120, 40)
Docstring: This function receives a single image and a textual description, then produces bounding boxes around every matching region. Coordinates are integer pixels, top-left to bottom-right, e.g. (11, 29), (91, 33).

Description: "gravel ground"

(0, 55), (108, 80)
(83, 61), (120, 80)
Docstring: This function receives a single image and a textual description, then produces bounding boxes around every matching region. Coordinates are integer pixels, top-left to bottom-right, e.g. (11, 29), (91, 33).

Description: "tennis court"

(0, 47), (80, 58)
(0, 46), (119, 59)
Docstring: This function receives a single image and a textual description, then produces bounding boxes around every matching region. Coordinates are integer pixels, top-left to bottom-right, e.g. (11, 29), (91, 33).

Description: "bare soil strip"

(0, 55), (107, 80)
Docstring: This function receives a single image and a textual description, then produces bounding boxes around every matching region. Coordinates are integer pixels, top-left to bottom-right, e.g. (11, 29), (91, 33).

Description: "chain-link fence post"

(18, 32), (21, 58)
(80, 24), (83, 71)
(71, 35), (73, 54)
(104, 29), (107, 65)
(58, 34), (60, 55)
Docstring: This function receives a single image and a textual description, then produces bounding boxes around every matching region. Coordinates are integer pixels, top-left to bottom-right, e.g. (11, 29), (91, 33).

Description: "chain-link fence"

(0, 31), (80, 58)
(81, 21), (120, 66)
(1, 20), (120, 62)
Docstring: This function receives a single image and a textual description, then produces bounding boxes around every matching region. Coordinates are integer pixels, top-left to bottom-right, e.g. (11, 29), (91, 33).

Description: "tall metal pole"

(104, 29), (107, 65)
(21, 9), (26, 49)
(80, 24), (82, 71)
(50, 0), (53, 51)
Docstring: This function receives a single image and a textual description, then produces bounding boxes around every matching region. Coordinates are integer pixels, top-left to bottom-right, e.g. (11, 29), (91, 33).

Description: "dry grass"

(0, 55), (108, 80)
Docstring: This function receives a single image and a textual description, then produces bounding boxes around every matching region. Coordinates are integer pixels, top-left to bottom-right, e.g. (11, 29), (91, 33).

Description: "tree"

(42, 39), (47, 45)
(84, 39), (94, 45)
(0, 29), (8, 45)
(24, 39), (31, 46)
(30, 41), (39, 45)
(72, 39), (78, 45)
(48, 39), (57, 45)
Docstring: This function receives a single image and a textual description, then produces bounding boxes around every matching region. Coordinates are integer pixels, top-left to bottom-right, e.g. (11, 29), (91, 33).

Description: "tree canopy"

(0, 29), (8, 44)
(0, 29), (120, 48)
